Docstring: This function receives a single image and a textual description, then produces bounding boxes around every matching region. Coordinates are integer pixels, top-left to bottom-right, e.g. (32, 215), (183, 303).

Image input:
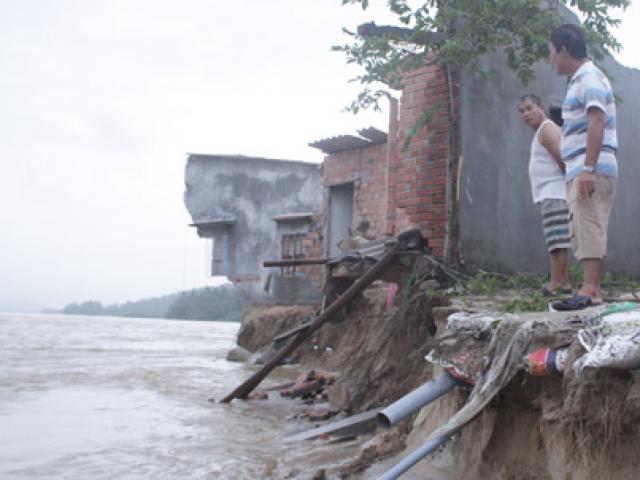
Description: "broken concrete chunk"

(247, 389), (268, 400)
(226, 346), (251, 362)
(305, 402), (331, 421)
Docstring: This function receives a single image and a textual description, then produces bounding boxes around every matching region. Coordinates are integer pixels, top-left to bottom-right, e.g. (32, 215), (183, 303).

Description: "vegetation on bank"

(59, 284), (251, 321)
(454, 267), (640, 313)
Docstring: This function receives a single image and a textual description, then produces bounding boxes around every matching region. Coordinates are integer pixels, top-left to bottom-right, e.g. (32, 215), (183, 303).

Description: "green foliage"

(402, 100), (443, 152)
(62, 300), (105, 316)
(464, 272), (504, 294)
(601, 271), (640, 296)
(62, 294), (176, 318)
(335, 0), (629, 111)
(504, 291), (548, 312)
(569, 262), (584, 287)
(463, 270), (543, 295)
(165, 285), (250, 321)
(60, 284), (251, 321)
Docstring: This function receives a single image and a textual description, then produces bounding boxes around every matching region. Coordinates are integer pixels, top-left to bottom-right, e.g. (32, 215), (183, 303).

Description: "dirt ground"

(235, 285), (640, 479)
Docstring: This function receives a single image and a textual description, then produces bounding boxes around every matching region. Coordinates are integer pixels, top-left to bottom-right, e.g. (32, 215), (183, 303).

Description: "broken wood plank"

(264, 258), (328, 267)
(221, 238), (406, 403)
(262, 381), (295, 392)
(272, 319), (314, 346)
(283, 408), (382, 443)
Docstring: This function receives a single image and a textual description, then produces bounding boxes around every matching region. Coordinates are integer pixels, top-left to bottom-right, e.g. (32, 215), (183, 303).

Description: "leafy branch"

(336, 0), (629, 112)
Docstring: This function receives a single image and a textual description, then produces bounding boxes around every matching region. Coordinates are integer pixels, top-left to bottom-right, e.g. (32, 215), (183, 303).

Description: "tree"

(334, 1), (627, 265)
(334, 0), (629, 112)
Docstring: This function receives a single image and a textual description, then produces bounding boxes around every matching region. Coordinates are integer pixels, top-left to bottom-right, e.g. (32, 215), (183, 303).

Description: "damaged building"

(185, 10), (640, 480)
(183, 154), (323, 302)
(184, 57), (639, 296)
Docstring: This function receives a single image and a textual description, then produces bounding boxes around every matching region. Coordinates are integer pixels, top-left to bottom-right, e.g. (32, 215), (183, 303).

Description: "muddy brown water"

(0, 313), (367, 479)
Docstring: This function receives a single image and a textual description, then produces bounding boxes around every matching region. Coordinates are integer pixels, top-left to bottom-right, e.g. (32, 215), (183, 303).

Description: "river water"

(0, 313), (366, 479)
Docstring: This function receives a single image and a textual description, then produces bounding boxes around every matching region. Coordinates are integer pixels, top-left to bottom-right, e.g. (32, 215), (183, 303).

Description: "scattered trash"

(524, 347), (568, 376)
(446, 312), (500, 337)
(386, 283), (399, 312)
(280, 370), (335, 399)
(443, 353), (482, 384)
(573, 305), (640, 377)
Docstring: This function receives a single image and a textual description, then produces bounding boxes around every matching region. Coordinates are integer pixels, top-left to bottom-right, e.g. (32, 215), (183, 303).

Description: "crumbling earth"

(233, 284), (640, 479)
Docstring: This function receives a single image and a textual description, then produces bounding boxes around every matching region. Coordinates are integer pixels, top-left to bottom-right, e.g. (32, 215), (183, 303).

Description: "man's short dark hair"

(519, 93), (542, 107)
(551, 24), (587, 60)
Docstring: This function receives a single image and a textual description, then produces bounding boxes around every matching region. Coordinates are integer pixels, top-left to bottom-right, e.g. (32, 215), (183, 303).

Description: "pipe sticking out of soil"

(377, 372), (462, 428)
(376, 429), (460, 480)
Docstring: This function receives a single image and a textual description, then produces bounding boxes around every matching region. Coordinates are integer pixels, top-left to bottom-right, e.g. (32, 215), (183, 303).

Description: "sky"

(0, 1), (638, 311)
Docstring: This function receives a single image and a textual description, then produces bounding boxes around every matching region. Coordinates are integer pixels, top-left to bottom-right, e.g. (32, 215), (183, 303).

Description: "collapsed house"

(184, 49), (640, 293)
(182, 9), (640, 480)
(183, 154), (323, 303)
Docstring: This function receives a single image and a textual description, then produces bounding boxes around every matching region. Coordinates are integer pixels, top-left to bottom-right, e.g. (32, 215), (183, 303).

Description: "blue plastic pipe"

(377, 372), (461, 428)
(376, 429), (460, 480)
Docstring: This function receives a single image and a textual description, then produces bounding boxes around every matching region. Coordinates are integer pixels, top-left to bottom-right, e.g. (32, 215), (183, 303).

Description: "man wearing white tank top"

(518, 94), (573, 296)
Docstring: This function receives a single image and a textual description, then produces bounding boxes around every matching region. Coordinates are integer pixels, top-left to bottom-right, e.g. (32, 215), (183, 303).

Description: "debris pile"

(224, 229), (640, 479)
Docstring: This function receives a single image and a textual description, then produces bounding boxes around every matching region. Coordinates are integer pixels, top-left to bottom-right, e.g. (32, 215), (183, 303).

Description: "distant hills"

(58, 284), (251, 321)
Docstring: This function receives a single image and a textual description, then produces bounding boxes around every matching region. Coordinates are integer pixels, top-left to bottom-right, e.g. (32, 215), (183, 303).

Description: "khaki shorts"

(566, 175), (616, 260)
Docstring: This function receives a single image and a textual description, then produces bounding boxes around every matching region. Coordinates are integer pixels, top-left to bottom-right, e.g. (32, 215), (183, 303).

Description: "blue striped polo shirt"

(561, 61), (618, 182)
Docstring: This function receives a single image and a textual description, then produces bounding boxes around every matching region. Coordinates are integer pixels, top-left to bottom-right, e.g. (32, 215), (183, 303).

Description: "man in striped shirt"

(549, 24), (617, 311)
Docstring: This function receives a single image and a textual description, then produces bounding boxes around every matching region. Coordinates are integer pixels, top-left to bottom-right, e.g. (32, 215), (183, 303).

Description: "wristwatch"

(582, 165), (595, 173)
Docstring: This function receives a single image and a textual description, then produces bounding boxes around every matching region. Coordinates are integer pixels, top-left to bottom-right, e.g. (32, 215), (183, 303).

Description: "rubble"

(225, 231), (640, 479)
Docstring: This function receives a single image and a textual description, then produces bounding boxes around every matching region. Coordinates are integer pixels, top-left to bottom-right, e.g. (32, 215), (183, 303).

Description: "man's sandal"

(551, 294), (601, 311)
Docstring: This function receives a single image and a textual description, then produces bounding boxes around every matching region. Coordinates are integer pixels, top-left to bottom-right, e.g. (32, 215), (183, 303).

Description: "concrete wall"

(184, 155), (323, 296)
(459, 55), (640, 277)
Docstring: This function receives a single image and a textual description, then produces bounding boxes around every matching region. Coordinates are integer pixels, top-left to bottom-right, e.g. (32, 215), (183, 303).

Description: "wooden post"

(221, 241), (404, 403)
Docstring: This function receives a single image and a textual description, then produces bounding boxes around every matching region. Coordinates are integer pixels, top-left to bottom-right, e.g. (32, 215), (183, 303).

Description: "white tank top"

(528, 119), (566, 203)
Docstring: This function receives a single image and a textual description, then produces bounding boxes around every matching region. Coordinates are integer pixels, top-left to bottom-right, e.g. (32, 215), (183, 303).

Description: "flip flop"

(551, 294), (599, 311)
(540, 284), (574, 297)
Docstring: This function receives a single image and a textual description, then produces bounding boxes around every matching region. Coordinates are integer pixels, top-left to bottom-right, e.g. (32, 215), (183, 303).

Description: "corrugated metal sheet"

(309, 127), (387, 154)
(357, 127), (388, 144)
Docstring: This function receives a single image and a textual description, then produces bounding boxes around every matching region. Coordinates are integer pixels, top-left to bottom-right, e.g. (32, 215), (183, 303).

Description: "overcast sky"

(0, 1), (638, 310)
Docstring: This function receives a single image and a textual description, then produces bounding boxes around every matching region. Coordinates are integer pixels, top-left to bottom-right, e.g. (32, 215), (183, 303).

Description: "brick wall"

(323, 143), (389, 239)
(307, 63), (460, 266)
(391, 64), (460, 261)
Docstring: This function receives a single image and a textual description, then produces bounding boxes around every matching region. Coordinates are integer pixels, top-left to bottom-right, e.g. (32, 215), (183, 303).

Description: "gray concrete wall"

(459, 54), (640, 277)
(184, 155), (323, 297)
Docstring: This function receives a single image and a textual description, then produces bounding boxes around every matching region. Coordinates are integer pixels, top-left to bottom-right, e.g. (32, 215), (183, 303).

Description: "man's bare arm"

(576, 107), (605, 199)
(585, 107), (605, 168)
(539, 122), (565, 173)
